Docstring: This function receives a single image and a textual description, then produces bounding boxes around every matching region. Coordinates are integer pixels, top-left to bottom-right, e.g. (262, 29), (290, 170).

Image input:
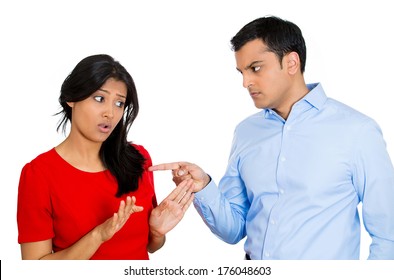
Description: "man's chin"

(253, 102), (268, 110)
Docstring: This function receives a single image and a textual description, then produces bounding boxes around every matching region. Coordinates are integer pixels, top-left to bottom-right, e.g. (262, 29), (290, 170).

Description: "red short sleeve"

(17, 162), (54, 243)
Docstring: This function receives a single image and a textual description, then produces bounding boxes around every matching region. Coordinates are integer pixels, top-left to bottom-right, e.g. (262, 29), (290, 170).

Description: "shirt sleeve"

(17, 161), (54, 243)
(193, 131), (250, 244)
(352, 119), (394, 259)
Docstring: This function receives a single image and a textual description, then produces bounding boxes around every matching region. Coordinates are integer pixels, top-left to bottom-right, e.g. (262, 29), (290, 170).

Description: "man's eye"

(94, 96), (104, 102)
(252, 66), (261, 72)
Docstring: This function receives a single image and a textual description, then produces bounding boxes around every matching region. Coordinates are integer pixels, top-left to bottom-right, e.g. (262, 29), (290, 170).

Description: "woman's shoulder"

(19, 148), (59, 187)
(23, 148), (58, 171)
(129, 143), (152, 167)
(130, 143), (149, 156)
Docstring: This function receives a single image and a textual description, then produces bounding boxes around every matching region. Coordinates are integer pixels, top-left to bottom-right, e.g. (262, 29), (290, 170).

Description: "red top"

(17, 144), (157, 260)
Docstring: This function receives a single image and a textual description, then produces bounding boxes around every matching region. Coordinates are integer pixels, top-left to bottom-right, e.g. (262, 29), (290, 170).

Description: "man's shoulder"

(325, 97), (373, 123)
(236, 110), (265, 128)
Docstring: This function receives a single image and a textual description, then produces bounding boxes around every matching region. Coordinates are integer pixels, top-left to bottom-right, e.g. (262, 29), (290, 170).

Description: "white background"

(1, 0), (393, 278)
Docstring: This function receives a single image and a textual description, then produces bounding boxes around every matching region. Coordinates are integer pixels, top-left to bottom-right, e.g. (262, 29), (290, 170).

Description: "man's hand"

(149, 162), (211, 192)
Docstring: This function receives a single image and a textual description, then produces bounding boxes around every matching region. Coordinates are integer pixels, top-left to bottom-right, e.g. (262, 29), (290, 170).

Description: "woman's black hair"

(57, 54), (145, 197)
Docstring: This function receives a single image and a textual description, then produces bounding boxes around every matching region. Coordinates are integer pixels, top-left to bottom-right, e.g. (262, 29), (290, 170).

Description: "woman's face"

(67, 78), (127, 144)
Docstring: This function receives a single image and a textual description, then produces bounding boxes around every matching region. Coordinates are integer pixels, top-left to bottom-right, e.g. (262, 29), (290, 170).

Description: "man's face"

(235, 39), (293, 113)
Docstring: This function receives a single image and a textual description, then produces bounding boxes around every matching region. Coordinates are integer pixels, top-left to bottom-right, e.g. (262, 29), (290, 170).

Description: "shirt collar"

(263, 83), (327, 120)
(302, 83), (327, 110)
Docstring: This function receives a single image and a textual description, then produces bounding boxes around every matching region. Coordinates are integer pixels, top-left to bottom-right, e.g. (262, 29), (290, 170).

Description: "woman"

(17, 54), (194, 259)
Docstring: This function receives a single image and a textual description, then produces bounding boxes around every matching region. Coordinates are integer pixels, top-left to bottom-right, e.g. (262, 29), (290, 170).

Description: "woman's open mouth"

(98, 123), (112, 133)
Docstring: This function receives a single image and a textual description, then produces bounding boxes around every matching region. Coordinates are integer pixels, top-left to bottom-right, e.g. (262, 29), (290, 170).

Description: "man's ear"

(286, 52), (300, 75)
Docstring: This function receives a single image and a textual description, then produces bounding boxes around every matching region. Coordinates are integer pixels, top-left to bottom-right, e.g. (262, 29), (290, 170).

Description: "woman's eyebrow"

(98, 88), (126, 99)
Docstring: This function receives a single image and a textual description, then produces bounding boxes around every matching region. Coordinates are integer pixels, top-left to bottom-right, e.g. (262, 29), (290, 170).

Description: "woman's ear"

(66, 102), (74, 108)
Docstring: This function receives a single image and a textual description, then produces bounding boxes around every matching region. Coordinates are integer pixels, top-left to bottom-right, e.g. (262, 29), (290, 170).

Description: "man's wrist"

(203, 174), (212, 188)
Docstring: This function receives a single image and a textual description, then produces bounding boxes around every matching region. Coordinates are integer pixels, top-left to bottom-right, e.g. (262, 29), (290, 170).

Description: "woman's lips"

(98, 123), (112, 133)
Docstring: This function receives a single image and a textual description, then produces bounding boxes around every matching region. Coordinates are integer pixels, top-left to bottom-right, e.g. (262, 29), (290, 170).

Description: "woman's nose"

(103, 104), (114, 119)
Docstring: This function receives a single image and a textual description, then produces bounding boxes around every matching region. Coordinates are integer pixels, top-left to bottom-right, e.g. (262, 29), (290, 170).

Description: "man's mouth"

(249, 91), (260, 97)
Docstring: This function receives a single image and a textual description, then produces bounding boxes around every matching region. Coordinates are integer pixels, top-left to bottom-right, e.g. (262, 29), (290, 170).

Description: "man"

(149, 16), (394, 259)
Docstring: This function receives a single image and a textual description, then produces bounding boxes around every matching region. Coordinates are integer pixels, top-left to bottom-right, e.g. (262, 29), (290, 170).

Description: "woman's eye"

(115, 101), (125, 108)
(94, 96), (104, 102)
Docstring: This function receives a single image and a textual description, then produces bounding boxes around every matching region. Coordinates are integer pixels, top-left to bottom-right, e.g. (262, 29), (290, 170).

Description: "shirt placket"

(261, 105), (305, 259)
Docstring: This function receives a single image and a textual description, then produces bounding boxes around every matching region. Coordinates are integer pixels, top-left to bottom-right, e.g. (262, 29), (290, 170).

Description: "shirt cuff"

(194, 177), (220, 204)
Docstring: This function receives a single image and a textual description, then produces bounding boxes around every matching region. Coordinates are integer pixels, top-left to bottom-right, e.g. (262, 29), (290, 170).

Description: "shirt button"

(286, 126), (292, 130)
(270, 219), (276, 225)
(281, 157), (286, 162)
(279, 189), (285, 194)
(264, 252), (270, 257)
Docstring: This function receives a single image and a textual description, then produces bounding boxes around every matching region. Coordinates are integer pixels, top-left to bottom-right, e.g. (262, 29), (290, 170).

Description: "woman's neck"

(55, 136), (105, 172)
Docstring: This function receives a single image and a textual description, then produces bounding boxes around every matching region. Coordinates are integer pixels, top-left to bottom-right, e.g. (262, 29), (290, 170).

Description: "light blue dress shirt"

(194, 83), (394, 259)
